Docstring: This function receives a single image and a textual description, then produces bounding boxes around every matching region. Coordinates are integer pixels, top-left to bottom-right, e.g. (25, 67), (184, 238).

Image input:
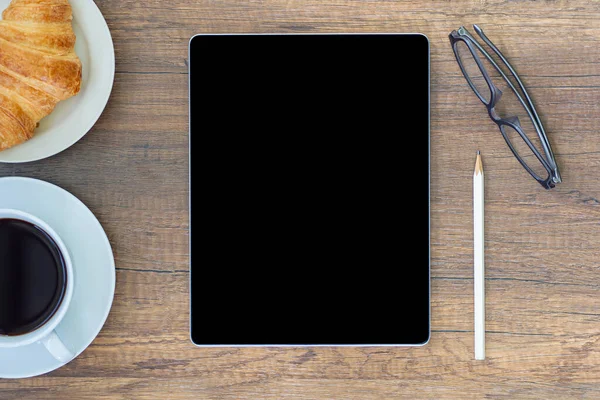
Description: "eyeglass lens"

(454, 41), (491, 103)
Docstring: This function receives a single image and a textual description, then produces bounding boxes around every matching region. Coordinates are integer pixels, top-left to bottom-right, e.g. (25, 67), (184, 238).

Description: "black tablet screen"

(190, 34), (429, 345)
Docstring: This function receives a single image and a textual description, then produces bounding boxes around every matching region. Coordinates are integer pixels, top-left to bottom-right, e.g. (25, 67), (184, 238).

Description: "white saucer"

(0, 0), (115, 163)
(0, 177), (115, 378)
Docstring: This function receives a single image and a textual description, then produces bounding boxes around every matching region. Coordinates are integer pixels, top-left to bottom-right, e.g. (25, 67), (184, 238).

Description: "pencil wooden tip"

(474, 152), (483, 176)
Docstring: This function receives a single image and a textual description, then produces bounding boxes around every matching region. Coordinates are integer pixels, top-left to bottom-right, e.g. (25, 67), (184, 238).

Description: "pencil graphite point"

(474, 151), (483, 176)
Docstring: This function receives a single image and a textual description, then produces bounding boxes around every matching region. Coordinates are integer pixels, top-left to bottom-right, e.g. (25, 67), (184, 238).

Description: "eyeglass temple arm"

(473, 25), (561, 183)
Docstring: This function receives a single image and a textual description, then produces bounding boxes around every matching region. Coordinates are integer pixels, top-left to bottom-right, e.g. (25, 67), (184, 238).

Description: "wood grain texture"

(1, 0), (600, 398)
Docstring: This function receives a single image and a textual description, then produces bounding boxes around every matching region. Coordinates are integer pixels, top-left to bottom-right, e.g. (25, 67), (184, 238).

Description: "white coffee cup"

(0, 209), (75, 363)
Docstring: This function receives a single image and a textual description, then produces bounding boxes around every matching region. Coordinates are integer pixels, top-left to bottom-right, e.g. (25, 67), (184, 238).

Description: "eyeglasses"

(449, 25), (561, 189)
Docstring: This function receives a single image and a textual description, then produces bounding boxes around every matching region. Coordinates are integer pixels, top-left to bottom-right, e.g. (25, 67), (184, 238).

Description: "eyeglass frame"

(449, 25), (561, 189)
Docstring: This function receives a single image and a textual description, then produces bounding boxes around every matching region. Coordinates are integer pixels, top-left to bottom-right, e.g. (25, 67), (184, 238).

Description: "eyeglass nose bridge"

(492, 85), (502, 105)
(489, 109), (523, 129)
(504, 115), (521, 126)
(487, 86), (505, 120)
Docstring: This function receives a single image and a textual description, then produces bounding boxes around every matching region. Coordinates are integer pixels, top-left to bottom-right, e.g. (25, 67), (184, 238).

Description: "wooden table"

(1, 0), (600, 398)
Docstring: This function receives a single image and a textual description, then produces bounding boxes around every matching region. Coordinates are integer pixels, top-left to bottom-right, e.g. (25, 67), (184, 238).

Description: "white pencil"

(474, 151), (485, 360)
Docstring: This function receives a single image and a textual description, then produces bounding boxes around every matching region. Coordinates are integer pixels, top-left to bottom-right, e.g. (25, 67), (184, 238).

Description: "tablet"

(189, 34), (430, 346)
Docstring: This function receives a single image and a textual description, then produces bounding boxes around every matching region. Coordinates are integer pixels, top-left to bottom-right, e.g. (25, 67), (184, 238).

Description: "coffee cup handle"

(41, 330), (74, 363)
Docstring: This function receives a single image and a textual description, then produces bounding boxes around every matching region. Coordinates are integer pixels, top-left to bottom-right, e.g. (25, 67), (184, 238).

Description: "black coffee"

(0, 218), (67, 336)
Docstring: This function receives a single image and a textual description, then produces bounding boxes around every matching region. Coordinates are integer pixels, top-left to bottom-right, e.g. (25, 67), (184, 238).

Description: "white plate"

(0, 0), (115, 163)
(0, 177), (116, 378)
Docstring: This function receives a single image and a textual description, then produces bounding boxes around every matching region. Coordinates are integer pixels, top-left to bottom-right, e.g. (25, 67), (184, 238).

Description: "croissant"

(0, 0), (82, 151)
